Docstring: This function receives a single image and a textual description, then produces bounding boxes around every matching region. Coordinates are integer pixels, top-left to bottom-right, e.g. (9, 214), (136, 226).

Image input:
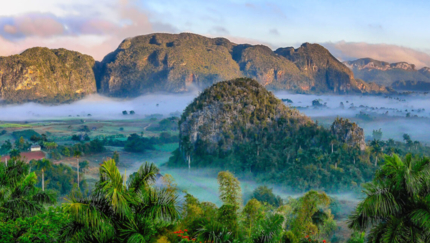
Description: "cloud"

(0, 13), (65, 38)
(323, 41), (430, 68)
(269, 28), (279, 36)
(210, 26), (229, 35)
(0, 0), (176, 60)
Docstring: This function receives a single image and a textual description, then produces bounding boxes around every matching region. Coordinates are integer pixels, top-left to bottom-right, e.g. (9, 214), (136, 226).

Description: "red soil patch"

(1, 151), (46, 162)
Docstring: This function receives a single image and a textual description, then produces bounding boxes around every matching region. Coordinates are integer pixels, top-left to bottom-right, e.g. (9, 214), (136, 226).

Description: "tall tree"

(217, 171), (242, 208)
(35, 158), (53, 191)
(73, 151), (82, 188)
(348, 154), (430, 242)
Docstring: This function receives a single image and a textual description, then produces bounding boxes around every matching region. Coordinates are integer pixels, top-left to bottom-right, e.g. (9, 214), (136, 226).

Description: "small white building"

(30, 145), (41, 152)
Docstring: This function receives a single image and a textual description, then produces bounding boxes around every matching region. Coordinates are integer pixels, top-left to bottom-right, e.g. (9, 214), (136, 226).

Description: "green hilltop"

(169, 78), (372, 192)
(0, 47), (97, 103)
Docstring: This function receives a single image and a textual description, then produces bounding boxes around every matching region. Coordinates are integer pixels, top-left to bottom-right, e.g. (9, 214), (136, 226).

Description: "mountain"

(98, 33), (391, 97)
(0, 47), (97, 103)
(0, 33), (393, 104)
(169, 78), (370, 192)
(344, 58), (430, 89)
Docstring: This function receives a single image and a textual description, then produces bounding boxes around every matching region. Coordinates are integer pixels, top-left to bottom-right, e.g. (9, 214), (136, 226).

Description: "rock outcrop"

(98, 33), (392, 97)
(331, 117), (366, 151)
(179, 78), (311, 154)
(0, 47), (97, 103)
(344, 58), (430, 88)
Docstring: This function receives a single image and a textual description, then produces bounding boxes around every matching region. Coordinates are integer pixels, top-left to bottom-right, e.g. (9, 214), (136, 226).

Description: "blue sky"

(0, 0), (429, 67)
(140, 0), (430, 49)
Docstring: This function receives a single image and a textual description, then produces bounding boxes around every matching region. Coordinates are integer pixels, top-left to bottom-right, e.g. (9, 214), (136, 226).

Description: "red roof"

(1, 151), (45, 162)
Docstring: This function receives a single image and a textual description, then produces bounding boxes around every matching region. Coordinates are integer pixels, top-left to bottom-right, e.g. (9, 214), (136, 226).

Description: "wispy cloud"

(0, 0), (177, 60)
(323, 41), (430, 68)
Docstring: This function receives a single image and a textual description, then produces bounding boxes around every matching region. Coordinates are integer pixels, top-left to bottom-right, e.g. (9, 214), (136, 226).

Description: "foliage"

(124, 133), (154, 153)
(217, 171), (242, 207)
(251, 186), (283, 208)
(348, 154), (430, 242)
(11, 129), (40, 139)
(0, 207), (69, 243)
(0, 158), (57, 221)
(172, 78), (375, 193)
(61, 159), (179, 242)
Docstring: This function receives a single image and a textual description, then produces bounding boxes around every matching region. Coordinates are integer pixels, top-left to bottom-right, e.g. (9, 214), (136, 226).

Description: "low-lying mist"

(1, 91), (430, 142)
(0, 93), (196, 121)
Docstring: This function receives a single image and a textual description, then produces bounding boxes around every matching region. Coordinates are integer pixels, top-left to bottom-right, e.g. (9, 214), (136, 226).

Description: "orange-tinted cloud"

(324, 41), (430, 68)
(0, 0), (179, 60)
(2, 13), (65, 37)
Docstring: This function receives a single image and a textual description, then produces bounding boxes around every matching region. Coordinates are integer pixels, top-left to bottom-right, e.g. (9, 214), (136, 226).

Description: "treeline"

(3, 154), (429, 242)
(170, 121), (376, 193)
(103, 132), (179, 152)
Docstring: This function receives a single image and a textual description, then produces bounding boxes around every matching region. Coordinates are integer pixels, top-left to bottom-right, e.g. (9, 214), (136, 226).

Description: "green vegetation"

(11, 129), (40, 139)
(349, 154), (430, 242)
(170, 78), (373, 192)
(0, 47), (97, 103)
(0, 123), (32, 128)
(1, 152), (430, 242)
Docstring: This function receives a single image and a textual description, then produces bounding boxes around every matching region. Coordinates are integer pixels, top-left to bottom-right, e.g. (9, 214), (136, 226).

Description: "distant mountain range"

(0, 33), (393, 103)
(344, 58), (430, 91)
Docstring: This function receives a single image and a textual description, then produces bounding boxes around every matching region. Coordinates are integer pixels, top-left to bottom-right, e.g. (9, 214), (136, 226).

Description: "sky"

(1, 0), (430, 67)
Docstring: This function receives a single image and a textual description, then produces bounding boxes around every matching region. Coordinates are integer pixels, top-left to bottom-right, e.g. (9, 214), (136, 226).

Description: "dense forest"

(1, 153), (429, 242)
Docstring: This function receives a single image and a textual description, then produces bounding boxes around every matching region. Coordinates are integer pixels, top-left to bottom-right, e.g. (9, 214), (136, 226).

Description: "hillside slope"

(98, 33), (391, 97)
(169, 78), (372, 192)
(344, 58), (430, 89)
(0, 47), (97, 103)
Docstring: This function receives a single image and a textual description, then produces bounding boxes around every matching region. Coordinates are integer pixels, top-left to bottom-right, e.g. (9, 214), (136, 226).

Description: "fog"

(1, 91), (430, 143)
(274, 92), (430, 143)
(0, 93), (196, 121)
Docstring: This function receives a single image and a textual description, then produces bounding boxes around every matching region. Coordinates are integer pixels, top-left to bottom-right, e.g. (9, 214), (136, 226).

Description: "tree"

(74, 151), (82, 188)
(348, 154), (430, 242)
(372, 129), (383, 141)
(19, 136), (25, 150)
(113, 151), (120, 165)
(130, 110), (135, 115)
(403, 133), (411, 143)
(370, 140), (383, 166)
(217, 171), (242, 208)
(35, 159), (53, 191)
(122, 110), (128, 115)
(251, 185), (283, 207)
(242, 199), (265, 237)
(0, 158), (56, 221)
(9, 149), (21, 158)
(61, 160), (179, 242)
(290, 190), (332, 240)
(62, 147), (71, 157)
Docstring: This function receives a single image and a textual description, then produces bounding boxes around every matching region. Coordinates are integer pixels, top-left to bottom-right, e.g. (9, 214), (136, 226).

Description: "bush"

(12, 129), (40, 139)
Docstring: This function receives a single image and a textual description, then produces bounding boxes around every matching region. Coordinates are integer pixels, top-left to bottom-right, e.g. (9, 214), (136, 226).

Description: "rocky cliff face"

(344, 58), (430, 87)
(0, 47), (97, 103)
(98, 33), (391, 97)
(179, 78), (311, 154)
(99, 33), (241, 96)
(331, 118), (366, 151)
(344, 58), (416, 71)
(420, 67), (430, 79)
(275, 43), (357, 93)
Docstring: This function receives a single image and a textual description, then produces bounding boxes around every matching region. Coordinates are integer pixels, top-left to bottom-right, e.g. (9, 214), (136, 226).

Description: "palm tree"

(74, 151), (82, 188)
(35, 158), (53, 191)
(348, 154), (430, 242)
(61, 159), (179, 242)
(0, 158), (56, 221)
(370, 140), (383, 166)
